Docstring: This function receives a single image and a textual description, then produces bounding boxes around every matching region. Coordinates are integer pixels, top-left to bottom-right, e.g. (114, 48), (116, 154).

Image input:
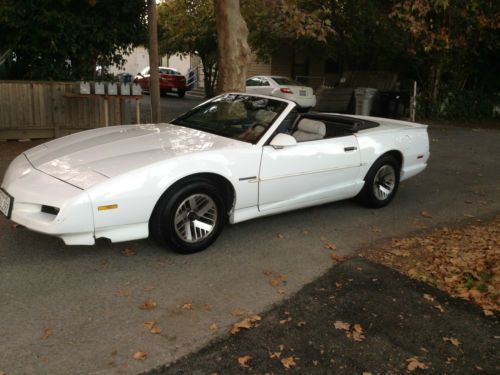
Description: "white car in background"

(0, 93), (429, 254)
(246, 75), (316, 110)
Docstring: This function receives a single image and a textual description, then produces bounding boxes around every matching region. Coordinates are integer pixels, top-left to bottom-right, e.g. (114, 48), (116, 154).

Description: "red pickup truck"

(134, 66), (187, 98)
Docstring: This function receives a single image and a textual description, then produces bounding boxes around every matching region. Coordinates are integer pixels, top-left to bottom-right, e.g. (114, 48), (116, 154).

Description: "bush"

(417, 88), (499, 121)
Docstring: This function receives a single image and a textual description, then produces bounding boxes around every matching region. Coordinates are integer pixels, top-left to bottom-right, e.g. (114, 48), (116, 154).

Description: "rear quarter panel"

(355, 120), (430, 181)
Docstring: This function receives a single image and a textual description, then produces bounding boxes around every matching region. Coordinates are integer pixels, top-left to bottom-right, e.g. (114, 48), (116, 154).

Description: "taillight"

(280, 87), (293, 94)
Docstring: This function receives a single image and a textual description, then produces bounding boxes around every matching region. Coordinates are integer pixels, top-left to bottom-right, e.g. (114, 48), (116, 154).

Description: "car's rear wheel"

(178, 90), (186, 98)
(150, 179), (225, 254)
(358, 155), (400, 208)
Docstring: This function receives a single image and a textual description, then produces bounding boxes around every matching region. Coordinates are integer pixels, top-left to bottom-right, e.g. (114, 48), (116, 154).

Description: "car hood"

(24, 123), (247, 189)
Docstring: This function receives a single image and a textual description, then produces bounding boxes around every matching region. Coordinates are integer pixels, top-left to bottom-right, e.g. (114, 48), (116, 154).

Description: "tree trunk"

(429, 60), (443, 104)
(148, 0), (161, 123)
(214, 0), (250, 94)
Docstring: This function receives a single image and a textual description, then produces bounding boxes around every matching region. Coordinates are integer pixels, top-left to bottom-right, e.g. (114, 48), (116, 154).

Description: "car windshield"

(272, 77), (303, 86)
(171, 94), (288, 144)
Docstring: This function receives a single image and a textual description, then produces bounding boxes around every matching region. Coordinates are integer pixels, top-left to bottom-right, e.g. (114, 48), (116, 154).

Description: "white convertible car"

(0, 93), (429, 253)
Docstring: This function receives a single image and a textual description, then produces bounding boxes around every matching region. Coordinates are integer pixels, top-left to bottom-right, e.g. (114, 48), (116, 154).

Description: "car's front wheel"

(150, 179), (225, 254)
(358, 155), (400, 208)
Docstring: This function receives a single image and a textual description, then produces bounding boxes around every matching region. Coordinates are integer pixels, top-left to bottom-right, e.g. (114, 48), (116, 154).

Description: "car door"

(258, 135), (361, 212)
(139, 67), (150, 90)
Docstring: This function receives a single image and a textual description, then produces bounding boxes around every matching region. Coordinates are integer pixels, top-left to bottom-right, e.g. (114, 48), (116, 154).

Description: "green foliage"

(417, 87), (500, 120)
(242, 0), (335, 61)
(158, 0), (218, 97)
(0, 0), (147, 81)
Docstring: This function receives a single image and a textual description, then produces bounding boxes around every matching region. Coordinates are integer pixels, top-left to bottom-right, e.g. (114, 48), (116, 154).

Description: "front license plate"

(299, 90), (306, 96)
(0, 188), (13, 219)
(171, 87), (178, 92)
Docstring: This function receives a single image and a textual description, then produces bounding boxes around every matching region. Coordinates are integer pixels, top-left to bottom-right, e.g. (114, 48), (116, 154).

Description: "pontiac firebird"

(0, 93), (429, 253)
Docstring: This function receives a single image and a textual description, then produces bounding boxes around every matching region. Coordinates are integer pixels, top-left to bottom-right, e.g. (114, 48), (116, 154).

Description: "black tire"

(178, 90), (186, 98)
(358, 155), (400, 208)
(150, 179), (225, 254)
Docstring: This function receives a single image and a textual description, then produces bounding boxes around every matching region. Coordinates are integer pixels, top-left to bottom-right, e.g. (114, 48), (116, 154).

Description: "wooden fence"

(0, 81), (139, 140)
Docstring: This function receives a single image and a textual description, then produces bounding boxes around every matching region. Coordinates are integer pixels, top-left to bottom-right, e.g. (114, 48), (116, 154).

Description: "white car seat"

(292, 118), (326, 142)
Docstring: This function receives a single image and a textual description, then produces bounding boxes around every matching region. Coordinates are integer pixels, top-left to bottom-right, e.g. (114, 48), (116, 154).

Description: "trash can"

(354, 88), (377, 116)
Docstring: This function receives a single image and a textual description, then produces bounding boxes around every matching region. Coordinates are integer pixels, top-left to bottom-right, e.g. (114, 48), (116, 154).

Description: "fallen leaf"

(347, 324), (366, 341)
(12, 223), (19, 228)
(231, 308), (245, 316)
(138, 299), (157, 310)
(443, 337), (461, 347)
(121, 247), (135, 257)
(143, 321), (156, 330)
(269, 351), (281, 359)
(483, 309), (494, 317)
(371, 226), (381, 233)
(150, 326), (161, 334)
(324, 242), (337, 250)
(279, 344), (285, 351)
(270, 273), (288, 287)
(335, 282), (342, 289)
(204, 304), (213, 311)
(434, 304), (445, 313)
(407, 358), (428, 371)
(209, 323), (218, 331)
(334, 321), (350, 330)
(42, 328), (52, 340)
(277, 288), (285, 294)
(320, 235), (328, 241)
(143, 284), (157, 292)
(331, 253), (346, 262)
(279, 317), (292, 324)
(132, 351), (147, 361)
(281, 356), (297, 369)
(303, 230), (310, 235)
(115, 289), (130, 297)
(238, 355), (252, 368)
(231, 318), (253, 335)
(423, 294), (435, 302)
(420, 210), (433, 219)
(297, 320), (306, 327)
(181, 303), (193, 310)
(363, 372), (373, 375)
(277, 233), (284, 239)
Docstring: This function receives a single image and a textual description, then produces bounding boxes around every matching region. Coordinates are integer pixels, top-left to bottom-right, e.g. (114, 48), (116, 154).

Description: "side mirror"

(270, 133), (297, 149)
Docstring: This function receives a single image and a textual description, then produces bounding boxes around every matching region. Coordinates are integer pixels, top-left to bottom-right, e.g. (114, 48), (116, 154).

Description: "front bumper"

(1, 154), (95, 245)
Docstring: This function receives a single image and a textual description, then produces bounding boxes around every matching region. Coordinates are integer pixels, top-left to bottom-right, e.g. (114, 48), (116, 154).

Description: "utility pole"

(148, 0), (160, 123)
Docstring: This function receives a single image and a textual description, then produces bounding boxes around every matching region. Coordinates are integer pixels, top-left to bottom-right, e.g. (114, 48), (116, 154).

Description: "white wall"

(109, 47), (191, 76)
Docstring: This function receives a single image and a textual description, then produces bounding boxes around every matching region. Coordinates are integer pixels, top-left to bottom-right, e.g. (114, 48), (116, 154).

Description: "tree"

(242, 0), (334, 62)
(148, 0), (161, 123)
(0, 0), (147, 80)
(158, 0), (219, 97)
(215, 0), (250, 94)
(391, 0), (500, 106)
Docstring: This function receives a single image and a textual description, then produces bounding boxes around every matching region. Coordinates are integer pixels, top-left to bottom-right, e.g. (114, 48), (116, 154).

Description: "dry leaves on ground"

(231, 314), (262, 335)
(138, 299), (157, 311)
(263, 270), (289, 287)
(181, 303), (193, 310)
(133, 351), (147, 361)
(331, 253), (346, 263)
(144, 320), (161, 334)
(231, 308), (245, 316)
(238, 355), (252, 368)
(324, 242), (337, 250)
(121, 247), (135, 257)
(281, 356), (297, 369)
(362, 217), (500, 313)
(115, 289), (130, 297)
(42, 327), (53, 340)
(407, 357), (428, 371)
(443, 337), (461, 347)
(209, 323), (218, 331)
(420, 210), (433, 219)
(334, 321), (365, 341)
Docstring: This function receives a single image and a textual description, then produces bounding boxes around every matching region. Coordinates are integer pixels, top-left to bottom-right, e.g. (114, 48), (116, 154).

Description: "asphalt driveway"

(0, 123), (499, 374)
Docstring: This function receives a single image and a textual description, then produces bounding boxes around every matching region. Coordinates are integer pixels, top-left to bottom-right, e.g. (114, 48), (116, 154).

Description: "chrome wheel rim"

(174, 194), (218, 243)
(373, 165), (396, 201)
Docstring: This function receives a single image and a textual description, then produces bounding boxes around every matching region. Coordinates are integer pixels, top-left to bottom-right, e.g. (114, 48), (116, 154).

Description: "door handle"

(344, 146), (357, 152)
